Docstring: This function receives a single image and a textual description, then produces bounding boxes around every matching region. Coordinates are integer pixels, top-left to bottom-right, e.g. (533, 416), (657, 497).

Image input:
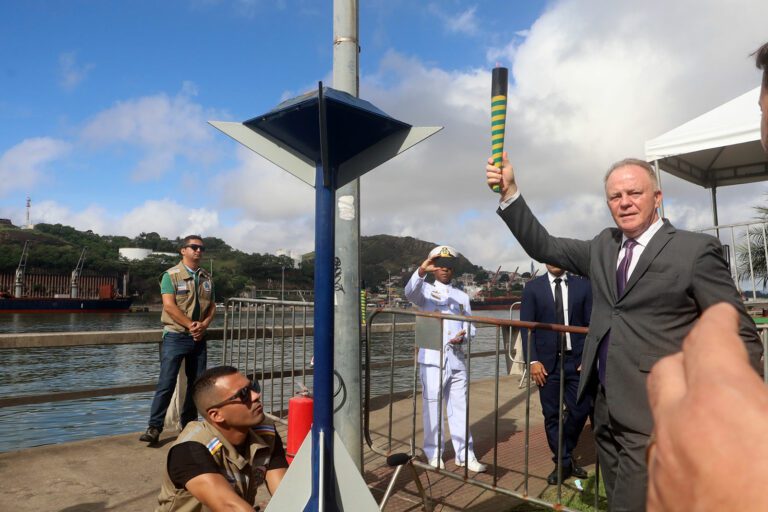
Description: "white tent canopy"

(645, 86), (767, 224)
(646, 86), (766, 188)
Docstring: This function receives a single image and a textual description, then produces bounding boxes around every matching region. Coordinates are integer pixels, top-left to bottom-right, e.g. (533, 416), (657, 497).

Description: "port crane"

(71, 248), (86, 298)
(489, 265), (502, 286)
(14, 241), (29, 298)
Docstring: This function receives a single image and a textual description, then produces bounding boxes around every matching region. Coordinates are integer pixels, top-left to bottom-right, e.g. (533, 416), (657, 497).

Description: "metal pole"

(281, 265), (285, 302)
(332, 0), (363, 471)
(654, 160), (665, 219)
(711, 186), (720, 237)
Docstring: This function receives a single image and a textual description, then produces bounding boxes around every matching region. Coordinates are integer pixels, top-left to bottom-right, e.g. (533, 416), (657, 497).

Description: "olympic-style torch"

(490, 66), (508, 193)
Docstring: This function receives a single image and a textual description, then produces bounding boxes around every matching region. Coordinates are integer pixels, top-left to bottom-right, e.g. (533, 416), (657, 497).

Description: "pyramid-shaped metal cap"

(210, 86), (442, 189)
(246, 88), (410, 166)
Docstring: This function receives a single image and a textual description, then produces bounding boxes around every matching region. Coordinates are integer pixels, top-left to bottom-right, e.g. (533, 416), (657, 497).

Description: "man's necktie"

(598, 238), (638, 385)
(616, 238), (638, 297)
(554, 277), (566, 352)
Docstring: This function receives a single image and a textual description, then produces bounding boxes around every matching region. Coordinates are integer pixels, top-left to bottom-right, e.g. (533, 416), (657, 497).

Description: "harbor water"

(0, 309), (518, 453)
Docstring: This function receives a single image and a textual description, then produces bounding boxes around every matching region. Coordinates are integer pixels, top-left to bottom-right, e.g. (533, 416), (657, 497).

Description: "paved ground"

(0, 375), (596, 511)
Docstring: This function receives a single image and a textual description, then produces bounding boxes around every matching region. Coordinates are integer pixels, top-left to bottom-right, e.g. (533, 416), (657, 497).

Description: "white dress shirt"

(619, 217), (664, 277)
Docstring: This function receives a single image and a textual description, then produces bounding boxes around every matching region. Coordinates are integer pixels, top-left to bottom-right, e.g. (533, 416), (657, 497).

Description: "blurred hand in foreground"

(647, 303), (768, 511)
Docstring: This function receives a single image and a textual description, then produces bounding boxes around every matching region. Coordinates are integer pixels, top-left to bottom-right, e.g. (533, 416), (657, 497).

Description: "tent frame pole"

(653, 160), (666, 219)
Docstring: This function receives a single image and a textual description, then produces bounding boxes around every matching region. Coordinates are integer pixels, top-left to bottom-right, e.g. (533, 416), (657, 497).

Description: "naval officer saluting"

(404, 245), (487, 473)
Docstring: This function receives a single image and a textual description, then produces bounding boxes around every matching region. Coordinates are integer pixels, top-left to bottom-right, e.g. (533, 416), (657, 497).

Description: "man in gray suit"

(486, 155), (762, 511)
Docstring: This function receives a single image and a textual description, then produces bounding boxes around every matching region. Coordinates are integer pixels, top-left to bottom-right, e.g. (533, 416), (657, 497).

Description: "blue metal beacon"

(210, 84), (441, 511)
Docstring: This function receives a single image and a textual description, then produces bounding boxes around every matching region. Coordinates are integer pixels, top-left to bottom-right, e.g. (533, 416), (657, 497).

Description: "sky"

(1, 0), (767, 272)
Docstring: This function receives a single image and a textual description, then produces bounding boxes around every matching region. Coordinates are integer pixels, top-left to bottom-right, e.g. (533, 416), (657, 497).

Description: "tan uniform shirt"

(155, 420), (277, 512)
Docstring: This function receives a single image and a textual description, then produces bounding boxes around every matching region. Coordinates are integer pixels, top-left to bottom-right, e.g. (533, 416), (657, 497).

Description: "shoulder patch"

(168, 268), (181, 274)
(206, 437), (223, 455)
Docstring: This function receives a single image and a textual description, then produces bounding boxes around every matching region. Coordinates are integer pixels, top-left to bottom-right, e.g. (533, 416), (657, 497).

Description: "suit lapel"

(539, 275), (555, 317)
(621, 220), (675, 298)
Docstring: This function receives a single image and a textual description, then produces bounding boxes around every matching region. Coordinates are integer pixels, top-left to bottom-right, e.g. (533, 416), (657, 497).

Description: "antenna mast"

(24, 196), (33, 229)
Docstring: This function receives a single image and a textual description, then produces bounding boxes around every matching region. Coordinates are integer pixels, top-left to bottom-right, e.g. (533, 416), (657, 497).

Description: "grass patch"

(539, 473), (608, 511)
(507, 474), (608, 511)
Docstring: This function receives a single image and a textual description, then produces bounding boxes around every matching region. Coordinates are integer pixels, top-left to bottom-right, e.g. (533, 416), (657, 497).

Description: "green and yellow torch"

(490, 66), (508, 193)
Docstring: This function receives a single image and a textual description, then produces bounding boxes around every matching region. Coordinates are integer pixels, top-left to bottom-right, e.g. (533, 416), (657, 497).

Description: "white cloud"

(0, 138), (72, 197)
(202, 0), (767, 269)
(427, 3), (480, 36)
(79, 84), (222, 181)
(30, 201), (110, 233)
(21, 199), (220, 241)
(354, 0), (768, 271)
(4, 196), (313, 257)
(212, 146), (315, 221)
(8, 0), (768, 275)
(58, 52), (95, 90)
(116, 200), (220, 238)
(216, 216), (316, 255)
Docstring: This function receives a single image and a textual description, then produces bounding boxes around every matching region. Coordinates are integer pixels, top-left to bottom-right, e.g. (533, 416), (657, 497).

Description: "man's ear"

(206, 408), (223, 424)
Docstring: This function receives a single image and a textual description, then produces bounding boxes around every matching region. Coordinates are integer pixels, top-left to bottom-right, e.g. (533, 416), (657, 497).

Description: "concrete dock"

(0, 375), (596, 511)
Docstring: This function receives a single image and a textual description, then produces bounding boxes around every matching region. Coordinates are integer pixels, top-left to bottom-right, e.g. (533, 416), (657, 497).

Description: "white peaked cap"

(428, 245), (459, 259)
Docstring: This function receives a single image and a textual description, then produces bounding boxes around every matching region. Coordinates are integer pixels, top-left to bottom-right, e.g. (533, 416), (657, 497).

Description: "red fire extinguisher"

(286, 389), (313, 464)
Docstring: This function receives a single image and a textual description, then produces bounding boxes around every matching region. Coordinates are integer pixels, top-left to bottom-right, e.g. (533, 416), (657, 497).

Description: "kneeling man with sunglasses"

(156, 366), (288, 512)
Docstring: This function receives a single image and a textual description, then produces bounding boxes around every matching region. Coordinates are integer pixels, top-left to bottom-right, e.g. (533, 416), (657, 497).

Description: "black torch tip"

(492, 67), (508, 96)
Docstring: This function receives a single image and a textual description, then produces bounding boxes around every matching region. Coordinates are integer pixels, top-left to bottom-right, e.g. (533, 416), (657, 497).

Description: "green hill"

(0, 224), (484, 301)
(358, 234), (482, 288)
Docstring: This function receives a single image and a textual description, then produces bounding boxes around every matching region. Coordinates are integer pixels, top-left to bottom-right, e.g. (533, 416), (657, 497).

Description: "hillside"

(359, 234), (482, 287)
(0, 224), (485, 301)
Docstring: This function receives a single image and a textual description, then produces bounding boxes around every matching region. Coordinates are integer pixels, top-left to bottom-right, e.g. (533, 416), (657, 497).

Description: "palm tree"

(736, 205), (768, 289)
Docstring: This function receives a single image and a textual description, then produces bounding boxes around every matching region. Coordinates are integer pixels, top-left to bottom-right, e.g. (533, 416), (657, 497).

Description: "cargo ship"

(1, 243), (132, 313)
(470, 295), (521, 311)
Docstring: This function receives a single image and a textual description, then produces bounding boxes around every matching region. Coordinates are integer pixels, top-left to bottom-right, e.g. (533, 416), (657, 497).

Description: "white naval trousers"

(419, 359), (476, 463)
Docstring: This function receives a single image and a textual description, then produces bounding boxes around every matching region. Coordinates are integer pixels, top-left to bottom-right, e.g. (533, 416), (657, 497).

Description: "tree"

(736, 209), (768, 288)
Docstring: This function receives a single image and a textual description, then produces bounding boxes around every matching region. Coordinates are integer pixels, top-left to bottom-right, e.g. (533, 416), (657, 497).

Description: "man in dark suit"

(486, 155), (762, 511)
(521, 264), (593, 485)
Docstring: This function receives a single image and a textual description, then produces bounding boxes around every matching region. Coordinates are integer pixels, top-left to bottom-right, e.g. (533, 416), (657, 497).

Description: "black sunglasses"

(207, 381), (261, 411)
(183, 244), (206, 252)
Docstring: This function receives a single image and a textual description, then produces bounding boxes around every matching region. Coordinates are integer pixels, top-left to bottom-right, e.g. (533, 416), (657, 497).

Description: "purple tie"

(598, 238), (637, 385)
(616, 238), (638, 296)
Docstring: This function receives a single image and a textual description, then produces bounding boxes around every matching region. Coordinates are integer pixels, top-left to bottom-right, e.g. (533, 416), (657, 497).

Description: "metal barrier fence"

(697, 220), (768, 303)
(219, 297), (315, 422)
(363, 307), (595, 511)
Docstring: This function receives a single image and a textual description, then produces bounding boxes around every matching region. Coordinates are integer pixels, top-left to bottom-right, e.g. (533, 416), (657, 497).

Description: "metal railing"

(697, 220), (768, 302)
(363, 307), (596, 512)
(220, 297), (315, 422)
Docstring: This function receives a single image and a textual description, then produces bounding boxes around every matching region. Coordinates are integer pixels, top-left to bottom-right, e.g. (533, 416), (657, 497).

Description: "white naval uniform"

(404, 270), (478, 463)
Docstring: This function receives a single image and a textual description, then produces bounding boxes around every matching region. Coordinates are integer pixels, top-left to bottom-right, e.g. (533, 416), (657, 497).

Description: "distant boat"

(470, 295), (521, 311)
(0, 297), (133, 313)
